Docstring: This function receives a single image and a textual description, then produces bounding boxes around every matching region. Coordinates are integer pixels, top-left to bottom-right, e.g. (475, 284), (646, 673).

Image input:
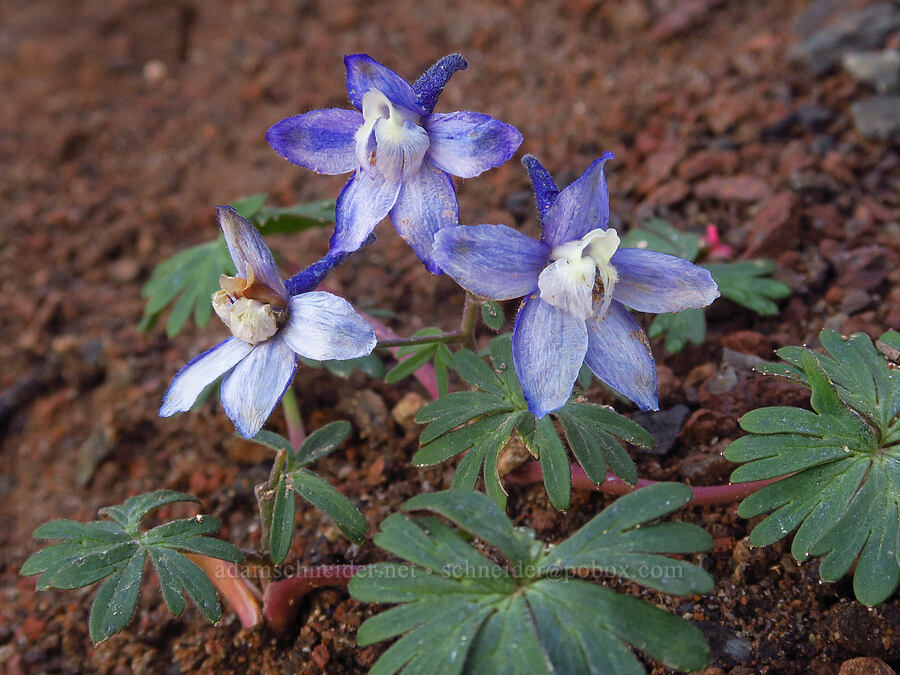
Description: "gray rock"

(629, 405), (689, 456)
(788, 3), (900, 75)
(843, 49), (900, 93)
(851, 95), (900, 142)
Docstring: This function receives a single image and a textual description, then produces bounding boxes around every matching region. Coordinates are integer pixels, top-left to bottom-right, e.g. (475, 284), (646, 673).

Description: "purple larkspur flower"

(266, 54), (523, 274)
(432, 154), (720, 417)
(160, 207), (376, 438)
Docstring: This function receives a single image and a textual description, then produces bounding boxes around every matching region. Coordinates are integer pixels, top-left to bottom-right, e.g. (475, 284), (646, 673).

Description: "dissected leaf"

(22, 490), (243, 643)
(648, 308), (706, 355)
(414, 336), (651, 510)
(139, 236), (235, 337)
(726, 342), (900, 605)
(351, 487), (712, 674)
(620, 218), (701, 260)
(705, 259), (791, 316)
(252, 199), (335, 234)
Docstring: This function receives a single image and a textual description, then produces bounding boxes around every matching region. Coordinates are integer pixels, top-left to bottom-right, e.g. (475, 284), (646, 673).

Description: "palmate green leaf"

(414, 336), (652, 510)
(138, 236), (235, 337)
(619, 218), (701, 260)
(287, 468), (367, 545)
(21, 490), (243, 643)
(350, 488), (712, 674)
(648, 308), (706, 355)
(252, 199), (335, 234)
(757, 329), (900, 434)
(704, 259), (791, 316)
(270, 474), (296, 565)
(726, 347), (900, 605)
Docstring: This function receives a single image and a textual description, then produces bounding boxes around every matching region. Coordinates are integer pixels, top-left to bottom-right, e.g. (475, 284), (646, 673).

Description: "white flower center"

(212, 270), (286, 344)
(355, 89), (429, 182)
(537, 228), (620, 320)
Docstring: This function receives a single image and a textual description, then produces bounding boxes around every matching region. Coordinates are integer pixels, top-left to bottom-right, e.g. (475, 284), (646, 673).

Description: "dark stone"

(628, 404), (689, 455)
(850, 96), (900, 142)
(788, 3), (900, 75)
(843, 50), (900, 93)
(693, 620), (754, 668)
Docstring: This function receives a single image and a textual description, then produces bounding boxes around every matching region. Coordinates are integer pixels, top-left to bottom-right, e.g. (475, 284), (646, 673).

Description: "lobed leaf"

(704, 259), (791, 316)
(351, 487), (712, 674)
(23, 491), (239, 642)
(726, 336), (900, 604)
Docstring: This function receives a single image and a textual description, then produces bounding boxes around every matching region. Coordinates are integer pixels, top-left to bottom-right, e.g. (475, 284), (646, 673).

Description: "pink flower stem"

(263, 565), (363, 633)
(506, 462), (779, 505)
(185, 554), (262, 629)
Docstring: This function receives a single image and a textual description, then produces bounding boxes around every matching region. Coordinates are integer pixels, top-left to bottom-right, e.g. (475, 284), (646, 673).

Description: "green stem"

(255, 449), (288, 557)
(459, 293), (479, 351)
(377, 332), (464, 349)
(281, 387), (306, 448)
(375, 293), (482, 351)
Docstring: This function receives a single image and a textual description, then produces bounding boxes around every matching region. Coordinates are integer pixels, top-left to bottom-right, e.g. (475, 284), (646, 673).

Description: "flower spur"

(266, 53), (523, 273)
(160, 207), (376, 438)
(432, 154), (720, 417)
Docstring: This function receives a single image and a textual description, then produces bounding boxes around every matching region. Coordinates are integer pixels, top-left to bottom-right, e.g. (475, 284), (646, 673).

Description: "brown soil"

(2, 0), (898, 673)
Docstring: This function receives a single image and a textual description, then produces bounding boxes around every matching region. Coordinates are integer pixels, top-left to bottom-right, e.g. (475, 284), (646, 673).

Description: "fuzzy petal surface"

(331, 172), (402, 255)
(522, 154), (560, 221)
(413, 53), (468, 113)
(512, 294), (588, 418)
(285, 250), (351, 296)
(266, 108), (363, 175)
(345, 54), (422, 114)
(282, 292), (377, 361)
(432, 224), (549, 299)
(424, 112), (523, 178)
(220, 336), (297, 438)
(610, 248), (720, 313)
(388, 163), (458, 274)
(584, 301), (658, 411)
(217, 206), (286, 299)
(542, 153), (614, 248)
(159, 337), (253, 417)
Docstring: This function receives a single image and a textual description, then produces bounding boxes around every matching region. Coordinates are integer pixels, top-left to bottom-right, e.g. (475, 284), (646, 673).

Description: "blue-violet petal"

(512, 294), (588, 418)
(282, 292), (377, 361)
(266, 108), (363, 175)
(584, 301), (658, 411)
(217, 206), (287, 299)
(159, 337), (253, 417)
(432, 224), (549, 299)
(542, 152), (614, 248)
(610, 248), (720, 313)
(424, 112), (523, 179)
(388, 163), (458, 274)
(345, 54), (422, 114)
(220, 336), (297, 438)
(331, 172), (402, 255)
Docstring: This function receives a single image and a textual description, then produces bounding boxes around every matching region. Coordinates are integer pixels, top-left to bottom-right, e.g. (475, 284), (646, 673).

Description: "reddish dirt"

(1, 0), (898, 673)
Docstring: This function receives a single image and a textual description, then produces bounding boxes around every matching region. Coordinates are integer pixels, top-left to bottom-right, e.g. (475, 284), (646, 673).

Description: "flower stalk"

(255, 448), (288, 557)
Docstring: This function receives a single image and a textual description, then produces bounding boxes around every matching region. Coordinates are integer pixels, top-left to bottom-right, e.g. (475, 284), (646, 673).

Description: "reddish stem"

(185, 554), (262, 629)
(263, 565), (363, 633)
(506, 462), (778, 505)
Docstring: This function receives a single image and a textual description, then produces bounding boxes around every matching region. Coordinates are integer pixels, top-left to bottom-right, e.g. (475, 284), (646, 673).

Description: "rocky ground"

(1, 0), (898, 672)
